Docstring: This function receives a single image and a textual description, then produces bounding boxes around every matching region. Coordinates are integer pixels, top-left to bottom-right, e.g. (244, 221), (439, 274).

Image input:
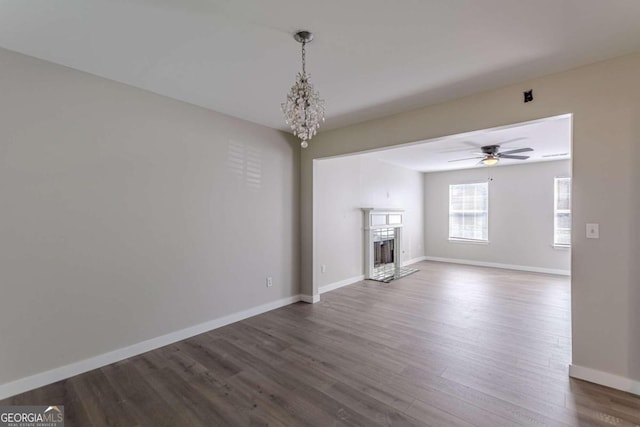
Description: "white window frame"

(554, 177), (571, 247)
(448, 182), (489, 243)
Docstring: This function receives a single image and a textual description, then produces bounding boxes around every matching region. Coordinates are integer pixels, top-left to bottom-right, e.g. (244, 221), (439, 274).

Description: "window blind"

(449, 182), (489, 241)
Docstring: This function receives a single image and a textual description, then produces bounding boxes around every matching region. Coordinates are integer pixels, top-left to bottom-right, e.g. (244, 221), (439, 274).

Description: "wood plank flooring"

(3, 261), (640, 426)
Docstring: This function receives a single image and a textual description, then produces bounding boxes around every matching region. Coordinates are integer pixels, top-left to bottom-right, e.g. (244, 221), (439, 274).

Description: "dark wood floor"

(3, 261), (640, 426)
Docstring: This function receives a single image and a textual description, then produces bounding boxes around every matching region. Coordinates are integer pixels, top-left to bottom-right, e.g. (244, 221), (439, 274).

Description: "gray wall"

(303, 52), (640, 385)
(424, 160), (571, 272)
(314, 155), (424, 288)
(0, 48), (299, 385)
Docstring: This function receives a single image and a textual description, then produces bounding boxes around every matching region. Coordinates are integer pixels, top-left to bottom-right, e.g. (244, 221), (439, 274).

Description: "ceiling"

(1, 1), (639, 132)
(359, 114), (572, 173)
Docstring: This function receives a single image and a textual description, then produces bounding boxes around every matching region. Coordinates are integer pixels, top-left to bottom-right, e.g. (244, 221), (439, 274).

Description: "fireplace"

(374, 228), (395, 267)
(362, 208), (418, 282)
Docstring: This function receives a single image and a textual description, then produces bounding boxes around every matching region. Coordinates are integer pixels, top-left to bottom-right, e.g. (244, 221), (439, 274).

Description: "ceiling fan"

(449, 144), (533, 166)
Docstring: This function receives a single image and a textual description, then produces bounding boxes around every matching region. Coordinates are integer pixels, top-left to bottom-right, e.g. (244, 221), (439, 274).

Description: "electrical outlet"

(266, 277), (273, 287)
(321, 264), (326, 273)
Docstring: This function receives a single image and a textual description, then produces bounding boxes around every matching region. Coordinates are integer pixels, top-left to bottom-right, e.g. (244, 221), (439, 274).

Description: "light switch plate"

(586, 223), (599, 239)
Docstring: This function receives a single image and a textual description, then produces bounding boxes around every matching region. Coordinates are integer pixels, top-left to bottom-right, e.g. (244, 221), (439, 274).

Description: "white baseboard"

(0, 294), (301, 401)
(319, 275), (365, 294)
(569, 364), (640, 396)
(300, 294), (320, 304)
(403, 255), (427, 266)
(423, 256), (571, 276)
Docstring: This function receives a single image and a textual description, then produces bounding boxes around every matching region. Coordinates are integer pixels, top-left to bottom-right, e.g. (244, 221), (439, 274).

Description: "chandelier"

(282, 31), (325, 148)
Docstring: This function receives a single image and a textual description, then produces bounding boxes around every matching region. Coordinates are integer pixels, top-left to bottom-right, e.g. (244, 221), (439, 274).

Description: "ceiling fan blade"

(500, 147), (533, 155)
(461, 140), (483, 148)
(438, 140), (484, 153)
(496, 137), (528, 146)
(499, 154), (530, 160)
(439, 137), (527, 154)
(448, 156), (484, 163)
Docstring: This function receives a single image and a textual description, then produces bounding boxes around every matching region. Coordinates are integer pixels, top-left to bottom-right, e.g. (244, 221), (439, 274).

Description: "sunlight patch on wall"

(227, 140), (262, 191)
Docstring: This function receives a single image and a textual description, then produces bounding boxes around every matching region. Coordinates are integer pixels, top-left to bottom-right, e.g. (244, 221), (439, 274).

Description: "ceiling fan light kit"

(481, 156), (499, 166)
(282, 30), (325, 149)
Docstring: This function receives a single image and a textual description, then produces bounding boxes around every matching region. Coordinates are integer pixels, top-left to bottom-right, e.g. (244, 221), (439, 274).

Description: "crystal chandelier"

(282, 31), (325, 148)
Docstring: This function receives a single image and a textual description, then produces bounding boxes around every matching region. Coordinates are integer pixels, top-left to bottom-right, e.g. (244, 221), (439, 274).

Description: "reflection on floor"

(370, 263), (418, 283)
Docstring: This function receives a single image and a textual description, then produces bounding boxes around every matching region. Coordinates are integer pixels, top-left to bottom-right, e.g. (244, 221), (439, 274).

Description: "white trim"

(300, 294), (320, 304)
(0, 295), (301, 400)
(403, 255), (427, 266)
(423, 256), (570, 276)
(319, 275), (365, 294)
(569, 364), (640, 396)
(448, 238), (490, 245)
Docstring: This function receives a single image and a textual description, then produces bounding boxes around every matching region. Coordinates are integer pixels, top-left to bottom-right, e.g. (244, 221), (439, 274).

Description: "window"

(554, 177), (571, 246)
(449, 182), (489, 242)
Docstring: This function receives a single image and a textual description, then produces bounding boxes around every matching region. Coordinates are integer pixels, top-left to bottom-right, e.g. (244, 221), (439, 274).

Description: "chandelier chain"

(301, 41), (306, 75)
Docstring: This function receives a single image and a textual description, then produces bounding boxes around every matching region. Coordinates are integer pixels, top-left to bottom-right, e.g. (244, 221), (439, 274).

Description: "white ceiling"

(359, 114), (572, 173)
(1, 1), (639, 131)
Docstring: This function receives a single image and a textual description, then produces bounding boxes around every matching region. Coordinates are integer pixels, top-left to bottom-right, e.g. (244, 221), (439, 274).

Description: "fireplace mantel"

(361, 208), (404, 230)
